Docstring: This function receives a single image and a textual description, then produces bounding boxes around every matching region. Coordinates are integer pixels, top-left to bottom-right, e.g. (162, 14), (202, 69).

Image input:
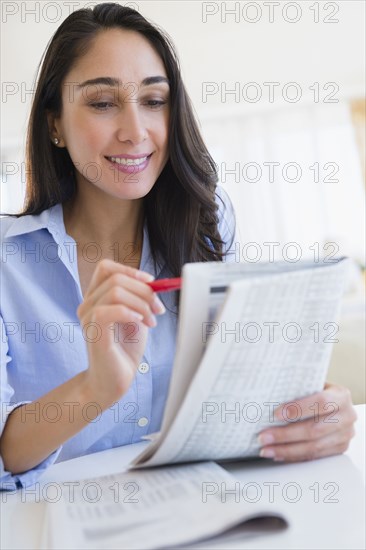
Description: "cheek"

(64, 112), (108, 157)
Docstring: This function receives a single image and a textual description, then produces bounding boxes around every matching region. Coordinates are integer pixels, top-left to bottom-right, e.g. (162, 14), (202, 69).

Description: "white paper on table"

(43, 461), (287, 549)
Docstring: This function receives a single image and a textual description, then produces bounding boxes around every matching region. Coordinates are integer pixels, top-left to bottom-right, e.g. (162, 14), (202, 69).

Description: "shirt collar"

(4, 203), (165, 278)
(4, 204), (63, 240)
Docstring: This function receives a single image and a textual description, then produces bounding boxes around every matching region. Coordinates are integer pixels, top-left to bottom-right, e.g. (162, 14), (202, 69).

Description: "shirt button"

(138, 417), (149, 427)
(138, 362), (150, 374)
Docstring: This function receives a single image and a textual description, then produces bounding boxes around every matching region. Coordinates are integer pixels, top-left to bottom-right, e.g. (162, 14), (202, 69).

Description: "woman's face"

(50, 29), (170, 200)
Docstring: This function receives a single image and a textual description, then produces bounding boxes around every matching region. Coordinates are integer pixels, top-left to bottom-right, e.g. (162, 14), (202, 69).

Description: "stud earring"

(53, 137), (60, 145)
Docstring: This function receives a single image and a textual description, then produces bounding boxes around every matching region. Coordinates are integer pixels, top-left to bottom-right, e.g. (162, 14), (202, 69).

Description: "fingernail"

(258, 433), (274, 445)
(285, 404), (300, 420)
(274, 408), (282, 420)
(259, 448), (276, 459)
(131, 311), (144, 322)
(152, 296), (166, 315)
(136, 271), (155, 282)
(149, 314), (157, 327)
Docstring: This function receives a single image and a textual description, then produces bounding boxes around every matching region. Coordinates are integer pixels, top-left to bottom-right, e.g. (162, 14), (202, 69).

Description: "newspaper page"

(41, 461), (287, 549)
(131, 258), (350, 467)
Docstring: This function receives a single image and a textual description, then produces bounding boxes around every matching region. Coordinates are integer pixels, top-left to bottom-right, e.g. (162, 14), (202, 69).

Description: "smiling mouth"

(105, 153), (153, 166)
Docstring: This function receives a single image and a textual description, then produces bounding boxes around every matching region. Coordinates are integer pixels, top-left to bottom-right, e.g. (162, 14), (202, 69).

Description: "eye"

(144, 100), (168, 109)
(89, 102), (115, 111)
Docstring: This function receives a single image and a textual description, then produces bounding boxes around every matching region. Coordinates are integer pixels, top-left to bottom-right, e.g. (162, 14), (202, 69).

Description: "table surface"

(1, 405), (365, 550)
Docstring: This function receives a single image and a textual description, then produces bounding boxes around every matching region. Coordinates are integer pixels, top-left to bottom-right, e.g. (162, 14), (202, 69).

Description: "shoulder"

(0, 216), (20, 263)
(214, 185), (237, 259)
(0, 215), (18, 240)
(215, 185), (235, 228)
(0, 204), (60, 250)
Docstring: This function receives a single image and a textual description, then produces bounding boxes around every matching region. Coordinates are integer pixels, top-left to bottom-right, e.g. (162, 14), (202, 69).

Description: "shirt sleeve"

(215, 185), (239, 263)
(0, 313), (62, 491)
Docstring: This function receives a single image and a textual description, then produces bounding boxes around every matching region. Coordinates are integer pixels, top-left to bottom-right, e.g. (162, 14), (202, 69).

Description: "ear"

(47, 110), (65, 147)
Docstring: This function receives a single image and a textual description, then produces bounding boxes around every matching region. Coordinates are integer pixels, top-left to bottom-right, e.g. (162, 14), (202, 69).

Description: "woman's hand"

(77, 259), (166, 407)
(258, 383), (357, 462)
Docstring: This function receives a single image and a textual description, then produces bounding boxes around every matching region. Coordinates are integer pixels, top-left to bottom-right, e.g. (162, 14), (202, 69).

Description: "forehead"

(67, 28), (167, 81)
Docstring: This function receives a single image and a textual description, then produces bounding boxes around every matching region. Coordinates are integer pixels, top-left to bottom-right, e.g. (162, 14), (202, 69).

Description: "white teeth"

(109, 156), (148, 166)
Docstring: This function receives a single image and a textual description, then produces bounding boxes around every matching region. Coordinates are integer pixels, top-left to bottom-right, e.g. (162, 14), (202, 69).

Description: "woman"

(0, 3), (356, 490)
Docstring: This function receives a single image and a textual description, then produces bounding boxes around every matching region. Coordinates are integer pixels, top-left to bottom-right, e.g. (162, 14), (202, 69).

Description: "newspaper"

(41, 461), (287, 549)
(131, 257), (351, 467)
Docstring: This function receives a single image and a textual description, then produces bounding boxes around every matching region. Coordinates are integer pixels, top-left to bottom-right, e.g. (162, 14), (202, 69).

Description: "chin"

(110, 183), (155, 201)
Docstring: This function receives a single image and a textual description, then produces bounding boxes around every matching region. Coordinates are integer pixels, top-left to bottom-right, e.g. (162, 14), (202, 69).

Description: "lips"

(105, 153), (153, 174)
(105, 153), (153, 166)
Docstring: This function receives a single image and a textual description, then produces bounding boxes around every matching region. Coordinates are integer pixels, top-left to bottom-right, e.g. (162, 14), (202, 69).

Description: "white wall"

(1, 1), (365, 144)
(1, 1), (365, 264)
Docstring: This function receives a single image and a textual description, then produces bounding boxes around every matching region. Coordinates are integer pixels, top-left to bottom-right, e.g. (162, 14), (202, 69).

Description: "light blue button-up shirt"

(0, 186), (236, 489)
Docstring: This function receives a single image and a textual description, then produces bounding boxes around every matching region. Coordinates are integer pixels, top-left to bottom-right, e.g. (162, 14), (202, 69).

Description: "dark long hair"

(6, 3), (234, 279)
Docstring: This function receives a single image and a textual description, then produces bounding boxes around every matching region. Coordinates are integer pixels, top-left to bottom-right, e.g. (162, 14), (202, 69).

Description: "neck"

(62, 181), (144, 255)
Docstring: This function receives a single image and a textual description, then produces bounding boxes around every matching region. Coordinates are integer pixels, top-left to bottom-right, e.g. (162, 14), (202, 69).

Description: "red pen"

(147, 277), (182, 293)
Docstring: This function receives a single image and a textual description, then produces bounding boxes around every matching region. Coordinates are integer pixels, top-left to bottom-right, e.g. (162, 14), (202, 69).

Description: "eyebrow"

(76, 76), (169, 89)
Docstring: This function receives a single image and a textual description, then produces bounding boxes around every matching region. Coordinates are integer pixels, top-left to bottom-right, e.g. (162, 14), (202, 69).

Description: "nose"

(116, 103), (148, 145)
